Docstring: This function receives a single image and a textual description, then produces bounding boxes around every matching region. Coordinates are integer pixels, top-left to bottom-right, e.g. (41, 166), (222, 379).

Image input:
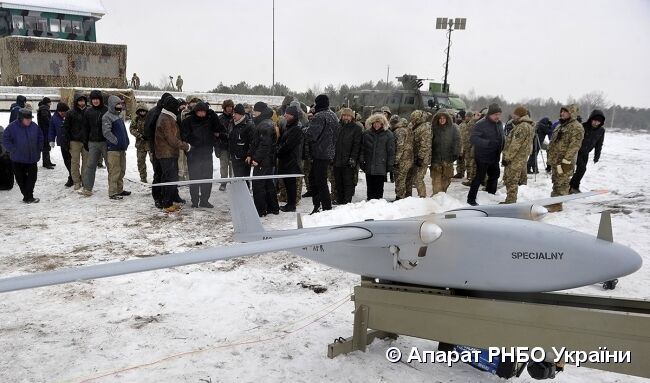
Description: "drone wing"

(526, 189), (608, 207)
(0, 227), (370, 293)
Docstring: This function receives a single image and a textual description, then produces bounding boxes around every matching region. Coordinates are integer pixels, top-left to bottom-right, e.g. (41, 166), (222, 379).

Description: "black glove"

(501, 159), (510, 167)
(348, 159), (357, 168)
(415, 158), (423, 167)
(594, 155), (600, 163)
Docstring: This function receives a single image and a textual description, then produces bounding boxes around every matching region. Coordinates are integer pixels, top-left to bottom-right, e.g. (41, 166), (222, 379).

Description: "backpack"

(143, 107), (161, 141)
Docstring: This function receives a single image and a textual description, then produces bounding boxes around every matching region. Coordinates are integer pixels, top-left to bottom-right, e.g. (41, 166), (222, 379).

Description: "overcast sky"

(97, 0), (650, 108)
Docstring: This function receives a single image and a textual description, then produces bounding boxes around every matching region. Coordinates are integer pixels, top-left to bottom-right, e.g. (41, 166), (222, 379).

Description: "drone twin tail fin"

(228, 179), (264, 240)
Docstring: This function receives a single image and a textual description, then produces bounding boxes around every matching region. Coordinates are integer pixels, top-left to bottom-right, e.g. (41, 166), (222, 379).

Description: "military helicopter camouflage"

(346, 74), (467, 119)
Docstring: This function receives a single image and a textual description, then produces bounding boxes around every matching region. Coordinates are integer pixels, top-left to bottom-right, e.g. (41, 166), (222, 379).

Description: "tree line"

(139, 80), (649, 131)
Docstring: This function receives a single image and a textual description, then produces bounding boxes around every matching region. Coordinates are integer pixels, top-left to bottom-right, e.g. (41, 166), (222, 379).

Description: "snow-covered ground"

(1, 114), (648, 382)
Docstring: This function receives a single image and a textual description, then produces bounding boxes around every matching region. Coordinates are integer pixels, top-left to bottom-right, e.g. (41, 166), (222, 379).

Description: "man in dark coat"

(304, 94), (340, 214)
(333, 107), (362, 204)
(37, 97), (55, 169)
(276, 105), (304, 212)
(0, 126), (14, 190)
(80, 90), (108, 196)
(360, 113), (395, 200)
(247, 102), (279, 217)
(217, 99), (234, 191)
(569, 109), (606, 193)
(63, 94), (88, 190)
(229, 103), (255, 179)
(2, 108), (43, 203)
(145, 92), (174, 208)
(48, 102), (72, 187)
(9, 95), (26, 124)
(181, 101), (219, 208)
(466, 103), (504, 206)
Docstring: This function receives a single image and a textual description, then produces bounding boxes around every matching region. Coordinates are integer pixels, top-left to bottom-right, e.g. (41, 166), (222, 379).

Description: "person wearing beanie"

(181, 101), (219, 208)
(47, 102), (73, 186)
(500, 106), (535, 204)
(37, 96), (55, 169)
(9, 95), (27, 124)
(546, 104), (584, 212)
(3, 108), (43, 203)
(155, 96), (191, 213)
(466, 103), (504, 206)
(216, 99), (235, 191)
(332, 107), (362, 204)
(247, 101), (279, 216)
(80, 90), (108, 196)
(276, 105), (304, 212)
(229, 103), (255, 181)
(144, 92), (174, 207)
(305, 94), (340, 214)
(102, 95), (131, 200)
(569, 109), (606, 194)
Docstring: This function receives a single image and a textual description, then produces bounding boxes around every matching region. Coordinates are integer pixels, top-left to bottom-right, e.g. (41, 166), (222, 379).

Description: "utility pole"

(435, 17), (466, 94)
(386, 65), (390, 87)
(272, 0), (275, 96)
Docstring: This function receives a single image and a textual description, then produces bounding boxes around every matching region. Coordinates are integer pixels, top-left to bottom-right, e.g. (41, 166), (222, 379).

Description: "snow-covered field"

(1, 115), (648, 382)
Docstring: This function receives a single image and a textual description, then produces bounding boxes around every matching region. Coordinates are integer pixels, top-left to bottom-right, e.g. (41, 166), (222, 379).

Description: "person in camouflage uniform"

(393, 117), (413, 199)
(430, 109), (461, 195)
(546, 104), (584, 212)
(129, 103), (152, 182)
(405, 110), (432, 197)
(501, 106), (535, 203)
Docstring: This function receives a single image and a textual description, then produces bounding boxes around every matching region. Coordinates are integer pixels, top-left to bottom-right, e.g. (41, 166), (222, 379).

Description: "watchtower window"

(24, 16), (37, 30)
(61, 20), (72, 32)
(71, 20), (82, 34)
(12, 15), (24, 30)
(36, 18), (48, 31)
(50, 19), (60, 33)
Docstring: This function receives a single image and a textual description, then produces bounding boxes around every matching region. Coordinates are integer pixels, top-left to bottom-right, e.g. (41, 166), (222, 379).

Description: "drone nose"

(530, 204), (548, 220)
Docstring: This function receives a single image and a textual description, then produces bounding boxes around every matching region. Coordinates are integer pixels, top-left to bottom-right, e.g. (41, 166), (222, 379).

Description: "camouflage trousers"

(278, 176), (303, 204)
(394, 164), (413, 199)
(406, 165), (428, 197)
(178, 150), (188, 181)
(455, 157), (465, 177)
(136, 144), (153, 183)
(551, 163), (575, 197)
(430, 162), (455, 195)
(465, 154), (476, 181)
(503, 161), (526, 203)
(303, 160), (312, 193)
(519, 166), (527, 186)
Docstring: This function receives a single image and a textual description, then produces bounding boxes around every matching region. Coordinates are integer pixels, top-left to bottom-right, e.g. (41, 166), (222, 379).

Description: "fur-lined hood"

(365, 113), (389, 130)
(432, 109), (453, 129)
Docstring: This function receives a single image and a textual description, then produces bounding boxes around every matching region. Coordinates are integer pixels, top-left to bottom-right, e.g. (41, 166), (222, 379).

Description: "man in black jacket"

(63, 94), (88, 190)
(80, 90), (108, 196)
(145, 92), (174, 208)
(37, 97), (55, 169)
(304, 94), (340, 214)
(217, 99), (234, 191)
(333, 108), (362, 204)
(277, 105), (304, 212)
(181, 101), (218, 208)
(467, 103), (504, 206)
(247, 102), (279, 216)
(229, 104), (254, 179)
(569, 110), (606, 194)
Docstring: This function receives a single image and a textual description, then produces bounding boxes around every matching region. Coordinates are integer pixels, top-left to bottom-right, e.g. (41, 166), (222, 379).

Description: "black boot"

(280, 204), (296, 212)
(65, 177), (74, 187)
(302, 191), (313, 198)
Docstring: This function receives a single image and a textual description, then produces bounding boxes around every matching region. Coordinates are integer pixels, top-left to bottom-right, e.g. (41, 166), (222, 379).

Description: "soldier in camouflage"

(501, 106), (535, 203)
(461, 109), (485, 187)
(393, 117), (413, 199)
(430, 110), (461, 195)
(129, 104), (152, 183)
(546, 104), (585, 212)
(405, 110), (432, 197)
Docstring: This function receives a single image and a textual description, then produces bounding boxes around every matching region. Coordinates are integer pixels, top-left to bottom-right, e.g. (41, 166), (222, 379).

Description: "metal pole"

(386, 65), (389, 86)
(272, 0), (275, 96)
(443, 23), (452, 94)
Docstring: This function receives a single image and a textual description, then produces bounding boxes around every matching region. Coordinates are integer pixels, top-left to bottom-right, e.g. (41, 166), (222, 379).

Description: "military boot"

(546, 203), (563, 213)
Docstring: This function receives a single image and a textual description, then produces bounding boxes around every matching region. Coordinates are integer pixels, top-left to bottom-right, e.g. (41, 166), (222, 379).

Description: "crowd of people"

(0, 91), (607, 215)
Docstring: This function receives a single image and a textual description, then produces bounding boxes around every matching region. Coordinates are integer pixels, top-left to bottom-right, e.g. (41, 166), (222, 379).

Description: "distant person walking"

(131, 73), (140, 89)
(176, 75), (183, 92)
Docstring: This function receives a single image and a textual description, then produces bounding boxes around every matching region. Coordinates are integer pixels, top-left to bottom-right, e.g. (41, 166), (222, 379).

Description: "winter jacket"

(360, 114), (395, 176)
(548, 104), (585, 166)
(229, 117), (255, 161)
(181, 111), (218, 157)
(2, 118), (43, 164)
(410, 110), (432, 166)
(83, 90), (108, 143)
(305, 108), (339, 160)
(48, 111), (67, 148)
(129, 103), (149, 149)
(502, 115), (535, 165)
(37, 103), (51, 135)
(393, 119), (414, 169)
(248, 108), (276, 168)
(155, 109), (189, 159)
(431, 110), (461, 164)
(579, 109), (606, 159)
(470, 117), (504, 163)
(102, 95), (130, 151)
(536, 117), (554, 142)
(8, 95), (26, 124)
(63, 95), (87, 143)
(277, 119), (304, 174)
(217, 113), (233, 150)
(144, 105), (163, 142)
(334, 120), (363, 167)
